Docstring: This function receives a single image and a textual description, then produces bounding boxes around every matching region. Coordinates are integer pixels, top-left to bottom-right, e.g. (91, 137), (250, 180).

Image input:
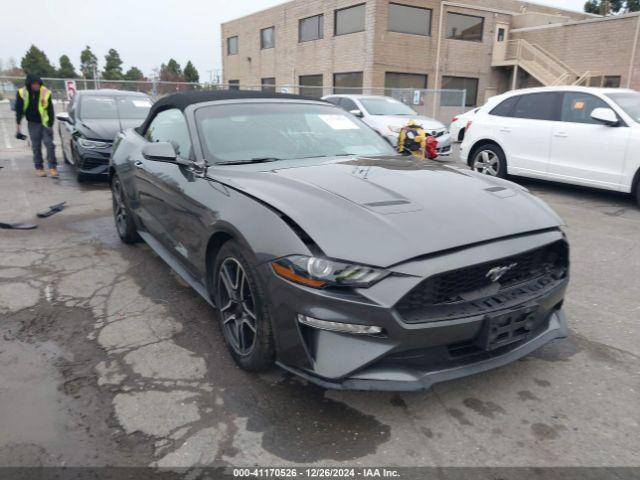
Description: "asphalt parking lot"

(0, 101), (639, 469)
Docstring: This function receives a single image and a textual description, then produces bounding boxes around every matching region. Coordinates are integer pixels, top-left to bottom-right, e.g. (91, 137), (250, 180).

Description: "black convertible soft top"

(138, 90), (319, 134)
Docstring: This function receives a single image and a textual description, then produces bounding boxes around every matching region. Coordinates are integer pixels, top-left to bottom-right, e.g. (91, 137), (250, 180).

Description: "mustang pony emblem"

(485, 263), (518, 283)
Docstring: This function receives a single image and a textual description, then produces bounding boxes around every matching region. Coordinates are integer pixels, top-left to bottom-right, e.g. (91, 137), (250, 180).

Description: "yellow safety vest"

(18, 86), (51, 127)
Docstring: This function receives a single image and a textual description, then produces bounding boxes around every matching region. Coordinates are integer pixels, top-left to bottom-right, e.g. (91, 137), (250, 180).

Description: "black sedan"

(57, 89), (152, 181)
(109, 90), (569, 391)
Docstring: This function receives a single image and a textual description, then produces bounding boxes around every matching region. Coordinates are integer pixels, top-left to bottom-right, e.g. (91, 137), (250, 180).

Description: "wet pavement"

(0, 102), (639, 469)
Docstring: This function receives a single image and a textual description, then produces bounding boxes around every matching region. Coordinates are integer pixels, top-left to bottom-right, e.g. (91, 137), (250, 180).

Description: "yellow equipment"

(397, 119), (426, 159)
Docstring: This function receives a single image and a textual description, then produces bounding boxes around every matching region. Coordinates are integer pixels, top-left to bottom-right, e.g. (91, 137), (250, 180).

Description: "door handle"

(499, 128), (511, 133)
(554, 132), (568, 138)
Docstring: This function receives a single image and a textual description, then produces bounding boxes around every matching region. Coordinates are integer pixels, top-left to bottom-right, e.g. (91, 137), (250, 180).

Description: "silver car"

(322, 94), (453, 156)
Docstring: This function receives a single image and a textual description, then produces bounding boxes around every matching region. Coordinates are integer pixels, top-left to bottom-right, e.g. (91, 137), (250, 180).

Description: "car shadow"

(510, 176), (636, 209)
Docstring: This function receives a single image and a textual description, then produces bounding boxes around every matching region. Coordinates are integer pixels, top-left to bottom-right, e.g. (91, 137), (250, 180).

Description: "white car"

(322, 94), (453, 156)
(449, 107), (479, 142)
(460, 86), (640, 206)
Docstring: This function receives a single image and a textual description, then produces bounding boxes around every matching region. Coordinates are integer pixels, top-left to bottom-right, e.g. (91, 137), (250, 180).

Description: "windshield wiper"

(216, 157), (282, 165)
(296, 153), (355, 160)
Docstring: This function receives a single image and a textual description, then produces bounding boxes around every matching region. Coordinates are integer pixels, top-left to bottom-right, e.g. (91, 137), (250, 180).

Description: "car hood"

(78, 119), (145, 142)
(366, 115), (445, 132)
(213, 156), (563, 267)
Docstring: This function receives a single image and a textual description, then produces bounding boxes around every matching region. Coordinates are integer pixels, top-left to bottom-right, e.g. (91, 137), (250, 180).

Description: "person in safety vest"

(15, 74), (58, 178)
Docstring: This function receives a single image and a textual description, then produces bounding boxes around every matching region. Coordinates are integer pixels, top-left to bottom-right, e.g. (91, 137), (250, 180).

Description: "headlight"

(387, 125), (402, 134)
(271, 255), (389, 288)
(78, 138), (111, 149)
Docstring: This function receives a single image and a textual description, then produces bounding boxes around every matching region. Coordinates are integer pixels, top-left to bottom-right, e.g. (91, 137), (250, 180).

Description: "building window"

(228, 80), (240, 91)
(299, 74), (324, 97)
(497, 27), (505, 42)
(261, 27), (275, 49)
(333, 72), (363, 94)
(261, 77), (276, 93)
(227, 36), (238, 55)
(388, 3), (432, 36)
(299, 14), (324, 42)
(442, 76), (479, 107)
(446, 12), (484, 42)
(385, 72), (428, 90)
(603, 75), (621, 88)
(335, 4), (365, 36)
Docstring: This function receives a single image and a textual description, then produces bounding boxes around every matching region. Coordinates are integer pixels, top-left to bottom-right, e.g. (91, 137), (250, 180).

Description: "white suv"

(460, 86), (640, 206)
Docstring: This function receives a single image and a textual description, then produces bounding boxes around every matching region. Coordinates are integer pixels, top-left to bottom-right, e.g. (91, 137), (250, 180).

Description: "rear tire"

(471, 144), (507, 179)
(111, 175), (140, 244)
(212, 241), (275, 372)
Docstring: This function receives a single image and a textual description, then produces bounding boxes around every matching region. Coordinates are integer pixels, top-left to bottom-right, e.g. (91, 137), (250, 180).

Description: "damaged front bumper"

(278, 310), (567, 391)
(260, 230), (569, 392)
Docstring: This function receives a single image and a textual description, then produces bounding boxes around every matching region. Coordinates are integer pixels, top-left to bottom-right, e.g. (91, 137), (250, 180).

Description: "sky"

(0, 0), (587, 81)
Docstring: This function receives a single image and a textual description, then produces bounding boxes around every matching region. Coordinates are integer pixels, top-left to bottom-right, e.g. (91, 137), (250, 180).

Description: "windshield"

(196, 102), (395, 163)
(605, 92), (640, 122)
(359, 98), (417, 116)
(80, 96), (152, 120)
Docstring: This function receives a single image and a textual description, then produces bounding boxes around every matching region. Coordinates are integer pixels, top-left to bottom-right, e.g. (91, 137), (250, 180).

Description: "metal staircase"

(492, 39), (604, 87)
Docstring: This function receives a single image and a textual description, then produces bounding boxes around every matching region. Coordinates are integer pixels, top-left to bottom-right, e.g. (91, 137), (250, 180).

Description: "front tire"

(111, 175), (140, 244)
(471, 144), (507, 178)
(213, 241), (275, 372)
(59, 129), (70, 165)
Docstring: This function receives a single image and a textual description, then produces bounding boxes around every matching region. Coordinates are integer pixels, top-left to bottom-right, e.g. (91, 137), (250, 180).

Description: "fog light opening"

(297, 314), (383, 336)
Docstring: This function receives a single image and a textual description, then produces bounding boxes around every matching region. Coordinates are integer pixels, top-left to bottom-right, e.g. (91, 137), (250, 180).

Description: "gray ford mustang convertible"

(109, 90), (569, 391)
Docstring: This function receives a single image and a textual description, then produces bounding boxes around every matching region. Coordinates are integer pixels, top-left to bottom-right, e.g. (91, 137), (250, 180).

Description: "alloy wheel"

(112, 179), (128, 237)
(217, 257), (258, 356)
(474, 150), (500, 176)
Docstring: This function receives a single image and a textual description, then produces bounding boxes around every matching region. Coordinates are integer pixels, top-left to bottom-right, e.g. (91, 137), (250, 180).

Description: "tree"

(584, 0), (637, 13)
(80, 45), (98, 79)
(183, 61), (199, 83)
(124, 66), (145, 81)
(102, 48), (124, 80)
(160, 58), (183, 81)
(57, 55), (78, 78)
(20, 45), (56, 78)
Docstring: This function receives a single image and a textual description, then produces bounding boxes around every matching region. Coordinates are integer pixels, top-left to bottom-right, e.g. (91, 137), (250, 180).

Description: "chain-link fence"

(0, 76), (205, 107)
(1, 76), (467, 124)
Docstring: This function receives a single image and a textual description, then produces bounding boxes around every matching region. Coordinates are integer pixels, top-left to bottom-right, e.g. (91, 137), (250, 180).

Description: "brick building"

(221, 0), (640, 108)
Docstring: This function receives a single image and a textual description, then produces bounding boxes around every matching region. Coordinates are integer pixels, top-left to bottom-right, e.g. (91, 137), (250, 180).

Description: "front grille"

(396, 240), (568, 323)
(82, 157), (109, 169)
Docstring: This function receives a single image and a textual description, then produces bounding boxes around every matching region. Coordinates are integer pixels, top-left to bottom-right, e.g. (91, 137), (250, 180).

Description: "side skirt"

(138, 231), (215, 308)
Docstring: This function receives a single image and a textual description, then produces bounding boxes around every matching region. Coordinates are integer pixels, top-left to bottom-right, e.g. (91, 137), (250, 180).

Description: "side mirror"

(590, 107), (619, 126)
(142, 142), (194, 167)
(142, 142), (178, 162)
(56, 112), (72, 123)
(349, 109), (364, 118)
